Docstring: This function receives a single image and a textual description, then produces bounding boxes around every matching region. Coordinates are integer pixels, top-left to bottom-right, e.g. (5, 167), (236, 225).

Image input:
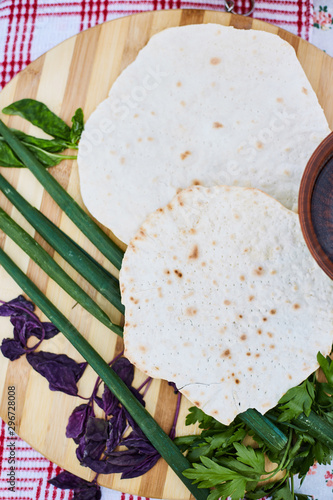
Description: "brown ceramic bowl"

(299, 132), (333, 280)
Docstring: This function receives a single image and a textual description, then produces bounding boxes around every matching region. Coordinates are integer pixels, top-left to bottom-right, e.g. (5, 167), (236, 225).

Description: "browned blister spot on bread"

(254, 266), (264, 276)
(180, 150), (191, 160)
(188, 245), (199, 259)
(221, 349), (231, 358)
(186, 307), (197, 316)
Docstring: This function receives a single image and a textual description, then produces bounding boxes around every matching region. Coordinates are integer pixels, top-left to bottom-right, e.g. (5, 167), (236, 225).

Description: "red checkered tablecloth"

(0, 0), (314, 90)
(0, 419), (72, 500)
(1, 0), (333, 499)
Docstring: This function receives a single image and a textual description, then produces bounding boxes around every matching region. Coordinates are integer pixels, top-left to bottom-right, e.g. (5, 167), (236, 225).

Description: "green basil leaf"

(2, 99), (71, 140)
(0, 140), (24, 167)
(12, 129), (74, 153)
(25, 144), (76, 167)
(70, 108), (84, 144)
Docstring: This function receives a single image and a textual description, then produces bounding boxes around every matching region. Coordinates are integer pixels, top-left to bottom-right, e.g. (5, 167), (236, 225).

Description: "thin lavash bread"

(77, 23), (331, 245)
(119, 185), (333, 425)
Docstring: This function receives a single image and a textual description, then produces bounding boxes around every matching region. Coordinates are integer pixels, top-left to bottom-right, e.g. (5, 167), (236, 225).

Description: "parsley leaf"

(183, 456), (244, 487)
(317, 352), (333, 386)
(233, 442), (266, 472)
(278, 380), (315, 422)
(183, 444), (267, 500)
(178, 351), (333, 500)
(185, 406), (222, 429)
(212, 477), (247, 500)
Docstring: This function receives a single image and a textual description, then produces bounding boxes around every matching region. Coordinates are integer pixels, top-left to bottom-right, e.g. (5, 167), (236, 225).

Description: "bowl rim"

(298, 131), (333, 279)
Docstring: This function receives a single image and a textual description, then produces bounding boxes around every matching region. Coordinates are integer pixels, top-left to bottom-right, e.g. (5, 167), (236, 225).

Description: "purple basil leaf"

(120, 451), (160, 479)
(112, 357), (134, 386)
(93, 394), (104, 410)
(81, 417), (108, 461)
(83, 451), (146, 474)
(10, 316), (59, 344)
(106, 450), (141, 467)
(83, 448), (160, 479)
(124, 409), (146, 439)
(32, 321), (59, 340)
(0, 338), (26, 361)
(26, 351), (87, 396)
(83, 438), (106, 461)
(48, 471), (101, 500)
(82, 455), (122, 474)
(0, 295), (35, 317)
(66, 403), (94, 440)
(101, 384), (119, 416)
(76, 434), (86, 462)
(121, 432), (157, 455)
(49, 470), (91, 489)
(85, 416), (109, 442)
(11, 317), (37, 345)
(10, 316), (25, 338)
(106, 407), (127, 452)
(105, 449), (160, 478)
(73, 487), (101, 500)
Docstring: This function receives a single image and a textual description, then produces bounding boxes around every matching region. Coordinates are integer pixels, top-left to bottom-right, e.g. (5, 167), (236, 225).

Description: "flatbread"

(119, 185), (333, 425)
(77, 24), (330, 244)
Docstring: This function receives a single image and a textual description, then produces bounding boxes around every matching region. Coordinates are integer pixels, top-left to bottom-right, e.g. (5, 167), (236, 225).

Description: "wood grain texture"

(0, 9), (332, 499)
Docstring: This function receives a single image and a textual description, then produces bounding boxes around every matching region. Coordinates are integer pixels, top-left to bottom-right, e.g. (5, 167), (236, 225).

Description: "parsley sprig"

(176, 351), (333, 499)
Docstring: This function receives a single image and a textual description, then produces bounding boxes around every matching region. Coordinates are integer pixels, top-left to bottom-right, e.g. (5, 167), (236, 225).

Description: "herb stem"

(279, 428), (293, 471)
(260, 429), (292, 484)
(290, 473), (295, 498)
(137, 376), (152, 394)
(170, 392), (182, 441)
(142, 377), (153, 398)
(90, 350), (126, 406)
(109, 350), (125, 367)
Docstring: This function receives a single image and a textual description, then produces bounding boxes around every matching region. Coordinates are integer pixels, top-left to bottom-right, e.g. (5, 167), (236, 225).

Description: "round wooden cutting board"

(0, 9), (332, 500)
